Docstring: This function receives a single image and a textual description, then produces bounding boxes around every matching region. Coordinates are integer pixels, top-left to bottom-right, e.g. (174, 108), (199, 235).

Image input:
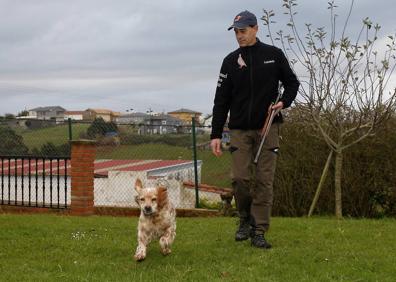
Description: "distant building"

(64, 111), (85, 121)
(167, 108), (202, 125)
(200, 114), (212, 133)
(140, 114), (184, 135)
(116, 112), (185, 134)
(116, 112), (149, 124)
(84, 109), (120, 122)
(28, 106), (66, 123)
(200, 114), (230, 137)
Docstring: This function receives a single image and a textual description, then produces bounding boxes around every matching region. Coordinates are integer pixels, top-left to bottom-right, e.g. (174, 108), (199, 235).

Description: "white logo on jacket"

(264, 60), (275, 64)
(217, 72), (228, 88)
(237, 54), (247, 68)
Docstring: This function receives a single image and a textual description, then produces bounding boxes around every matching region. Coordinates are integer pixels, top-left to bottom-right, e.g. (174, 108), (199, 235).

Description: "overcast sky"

(0, 0), (395, 116)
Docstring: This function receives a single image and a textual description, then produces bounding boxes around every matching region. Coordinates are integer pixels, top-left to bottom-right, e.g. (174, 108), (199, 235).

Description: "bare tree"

(262, 0), (396, 218)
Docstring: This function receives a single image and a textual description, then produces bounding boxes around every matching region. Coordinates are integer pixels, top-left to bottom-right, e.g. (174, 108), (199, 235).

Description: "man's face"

(234, 25), (258, 47)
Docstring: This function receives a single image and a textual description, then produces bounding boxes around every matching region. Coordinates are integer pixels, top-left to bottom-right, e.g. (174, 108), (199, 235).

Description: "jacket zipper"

(247, 48), (254, 127)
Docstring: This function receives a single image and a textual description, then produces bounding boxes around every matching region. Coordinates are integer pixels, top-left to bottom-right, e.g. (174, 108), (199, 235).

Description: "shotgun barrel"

(254, 106), (281, 164)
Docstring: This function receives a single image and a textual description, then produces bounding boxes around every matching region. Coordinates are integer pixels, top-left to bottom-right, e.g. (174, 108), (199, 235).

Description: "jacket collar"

(240, 37), (260, 49)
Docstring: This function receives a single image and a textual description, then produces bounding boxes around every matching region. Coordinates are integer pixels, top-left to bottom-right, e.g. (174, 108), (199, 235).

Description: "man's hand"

(210, 138), (222, 157)
(271, 101), (284, 110)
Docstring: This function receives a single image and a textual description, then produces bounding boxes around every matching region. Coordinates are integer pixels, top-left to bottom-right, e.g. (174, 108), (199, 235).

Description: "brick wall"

(70, 140), (96, 215)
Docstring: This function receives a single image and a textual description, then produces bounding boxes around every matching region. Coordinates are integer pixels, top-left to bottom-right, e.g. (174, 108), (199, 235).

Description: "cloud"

(0, 0), (395, 115)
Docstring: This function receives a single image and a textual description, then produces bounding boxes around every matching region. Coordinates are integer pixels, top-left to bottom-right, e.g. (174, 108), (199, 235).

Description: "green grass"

(1, 214), (395, 281)
(18, 124), (90, 149)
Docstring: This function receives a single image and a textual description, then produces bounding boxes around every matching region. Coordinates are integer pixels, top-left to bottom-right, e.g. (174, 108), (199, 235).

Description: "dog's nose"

(144, 206), (152, 213)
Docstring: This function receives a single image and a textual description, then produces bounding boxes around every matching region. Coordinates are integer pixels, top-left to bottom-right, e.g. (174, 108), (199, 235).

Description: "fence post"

(191, 117), (200, 208)
(68, 118), (72, 141)
(70, 140), (96, 215)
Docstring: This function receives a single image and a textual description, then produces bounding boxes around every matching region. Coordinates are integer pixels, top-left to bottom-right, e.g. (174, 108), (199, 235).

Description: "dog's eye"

(152, 198), (157, 202)
(140, 198), (144, 201)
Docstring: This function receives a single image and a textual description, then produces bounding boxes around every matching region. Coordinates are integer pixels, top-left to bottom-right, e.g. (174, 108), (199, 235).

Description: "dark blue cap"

(228, 10), (257, 30)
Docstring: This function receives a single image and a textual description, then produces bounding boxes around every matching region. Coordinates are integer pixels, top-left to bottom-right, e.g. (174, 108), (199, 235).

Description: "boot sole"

(251, 242), (272, 249)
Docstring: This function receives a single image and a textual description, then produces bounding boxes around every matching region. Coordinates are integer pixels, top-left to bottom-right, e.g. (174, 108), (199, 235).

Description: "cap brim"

(227, 23), (249, 31)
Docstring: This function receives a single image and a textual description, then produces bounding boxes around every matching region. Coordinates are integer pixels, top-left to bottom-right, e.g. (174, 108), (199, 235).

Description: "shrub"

(86, 118), (118, 138)
(271, 116), (396, 217)
(31, 142), (70, 157)
(0, 126), (29, 155)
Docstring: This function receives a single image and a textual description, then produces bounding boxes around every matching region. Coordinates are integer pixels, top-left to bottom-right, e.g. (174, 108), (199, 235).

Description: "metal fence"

(2, 115), (395, 217)
(0, 118), (231, 210)
(0, 155), (70, 208)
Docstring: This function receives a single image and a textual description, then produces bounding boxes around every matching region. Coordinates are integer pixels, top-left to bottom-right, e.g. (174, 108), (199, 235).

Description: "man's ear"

(135, 178), (143, 193)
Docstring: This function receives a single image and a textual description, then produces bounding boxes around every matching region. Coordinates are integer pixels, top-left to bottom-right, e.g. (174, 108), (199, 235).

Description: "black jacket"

(211, 39), (299, 139)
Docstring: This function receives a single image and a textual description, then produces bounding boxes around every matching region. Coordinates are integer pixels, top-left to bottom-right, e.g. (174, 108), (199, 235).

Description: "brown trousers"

(230, 123), (280, 234)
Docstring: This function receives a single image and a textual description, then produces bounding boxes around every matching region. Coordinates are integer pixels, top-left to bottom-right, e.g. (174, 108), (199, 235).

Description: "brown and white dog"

(134, 178), (176, 261)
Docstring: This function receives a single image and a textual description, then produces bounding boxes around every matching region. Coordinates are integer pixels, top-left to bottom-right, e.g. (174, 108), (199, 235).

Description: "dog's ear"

(135, 178), (143, 193)
(157, 186), (168, 209)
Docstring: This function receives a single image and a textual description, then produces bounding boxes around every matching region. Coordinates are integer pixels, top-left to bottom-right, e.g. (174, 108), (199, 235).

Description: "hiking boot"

(235, 218), (251, 241)
(251, 233), (272, 249)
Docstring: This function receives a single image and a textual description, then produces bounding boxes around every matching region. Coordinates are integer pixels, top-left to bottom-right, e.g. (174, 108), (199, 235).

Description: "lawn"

(17, 123), (90, 149)
(1, 214), (395, 281)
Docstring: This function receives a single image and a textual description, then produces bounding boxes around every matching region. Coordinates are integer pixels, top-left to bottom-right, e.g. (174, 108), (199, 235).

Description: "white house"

(28, 106), (66, 122)
(64, 111), (85, 121)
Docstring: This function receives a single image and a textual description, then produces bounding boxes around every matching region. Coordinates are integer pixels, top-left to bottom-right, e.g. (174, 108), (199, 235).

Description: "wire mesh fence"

(0, 117), (232, 211)
(1, 114), (396, 217)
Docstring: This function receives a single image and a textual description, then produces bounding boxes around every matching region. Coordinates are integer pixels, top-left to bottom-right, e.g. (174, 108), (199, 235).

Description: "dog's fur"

(134, 178), (176, 261)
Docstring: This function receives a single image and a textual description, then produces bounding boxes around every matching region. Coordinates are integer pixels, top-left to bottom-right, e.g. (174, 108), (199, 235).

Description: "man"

(210, 10), (299, 249)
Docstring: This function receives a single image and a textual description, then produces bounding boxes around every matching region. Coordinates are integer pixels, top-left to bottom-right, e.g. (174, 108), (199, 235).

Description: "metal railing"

(0, 156), (70, 209)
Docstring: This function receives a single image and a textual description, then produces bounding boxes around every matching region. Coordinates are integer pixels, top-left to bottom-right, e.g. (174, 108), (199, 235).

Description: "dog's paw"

(134, 252), (146, 261)
(161, 248), (171, 256)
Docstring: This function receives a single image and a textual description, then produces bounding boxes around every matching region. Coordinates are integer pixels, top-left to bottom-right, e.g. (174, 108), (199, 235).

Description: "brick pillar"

(70, 140), (96, 216)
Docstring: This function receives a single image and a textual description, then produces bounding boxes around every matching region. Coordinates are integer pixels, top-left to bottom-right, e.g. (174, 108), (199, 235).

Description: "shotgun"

(253, 94), (282, 164)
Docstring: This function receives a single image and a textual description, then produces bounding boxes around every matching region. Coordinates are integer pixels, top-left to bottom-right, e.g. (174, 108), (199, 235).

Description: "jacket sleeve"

(210, 59), (232, 139)
(278, 49), (300, 108)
